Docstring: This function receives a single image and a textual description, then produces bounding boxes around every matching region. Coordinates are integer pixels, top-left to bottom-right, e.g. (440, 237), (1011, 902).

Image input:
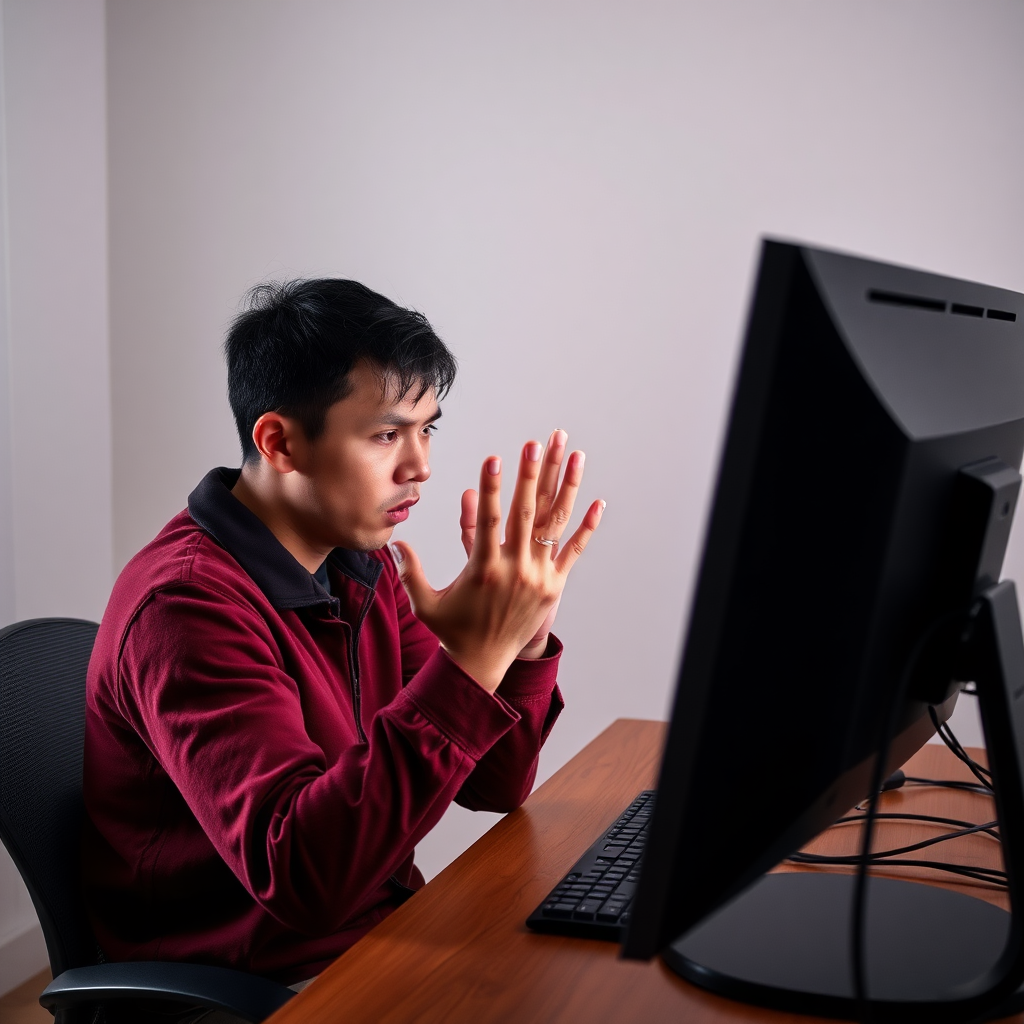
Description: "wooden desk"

(267, 718), (1022, 1024)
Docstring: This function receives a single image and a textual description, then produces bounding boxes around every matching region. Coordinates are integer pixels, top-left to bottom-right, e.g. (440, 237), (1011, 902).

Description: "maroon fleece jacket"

(82, 468), (563, 982)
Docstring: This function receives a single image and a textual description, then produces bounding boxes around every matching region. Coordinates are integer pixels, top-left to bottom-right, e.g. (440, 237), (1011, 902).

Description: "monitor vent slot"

(866, 290), (1017, 325)
(868, 290), (945, 312)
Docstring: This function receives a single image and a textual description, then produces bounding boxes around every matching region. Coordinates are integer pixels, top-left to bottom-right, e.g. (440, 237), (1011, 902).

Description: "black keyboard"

(526, 790), (653, 941)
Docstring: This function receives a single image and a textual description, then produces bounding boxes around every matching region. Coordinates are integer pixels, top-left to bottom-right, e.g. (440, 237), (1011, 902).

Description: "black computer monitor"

(621, 240), (1024, 1022)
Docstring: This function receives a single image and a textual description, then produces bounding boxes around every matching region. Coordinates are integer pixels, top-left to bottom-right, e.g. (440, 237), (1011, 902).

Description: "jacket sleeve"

(456, 638), (564, 811)
(380, 551), (564, 813)
(114, 581), (524, 937)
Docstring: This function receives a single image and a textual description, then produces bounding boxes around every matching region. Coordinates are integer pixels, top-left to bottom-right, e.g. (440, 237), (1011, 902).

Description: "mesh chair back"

(0, 618), (101, 977)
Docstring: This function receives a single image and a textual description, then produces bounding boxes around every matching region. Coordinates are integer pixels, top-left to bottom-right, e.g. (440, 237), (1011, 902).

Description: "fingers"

(468, 437), (596, 568)
(539, 449), (585, 545)
(504, 440), (544, 550)
(389, 541), (436, 616)
(460, 489), (478, 559)
(471, 456), (503, 564)
(554, 499), (605, 575)
(533, 429), (567, 529)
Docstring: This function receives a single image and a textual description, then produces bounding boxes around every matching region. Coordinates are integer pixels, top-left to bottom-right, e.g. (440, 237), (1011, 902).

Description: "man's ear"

(251, 412), (305, 474)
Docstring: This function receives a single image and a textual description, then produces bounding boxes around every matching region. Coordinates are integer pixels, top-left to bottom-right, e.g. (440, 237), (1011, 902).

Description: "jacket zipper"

(346, 585), (378, 744)
(338, 563), (410, 901)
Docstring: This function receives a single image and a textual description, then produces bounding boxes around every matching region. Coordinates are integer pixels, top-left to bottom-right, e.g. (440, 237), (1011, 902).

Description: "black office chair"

(0, 617), (294, 1024)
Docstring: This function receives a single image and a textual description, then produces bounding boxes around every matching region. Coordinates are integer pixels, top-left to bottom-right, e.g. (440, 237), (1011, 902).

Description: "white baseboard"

(0, 919), (48, 997)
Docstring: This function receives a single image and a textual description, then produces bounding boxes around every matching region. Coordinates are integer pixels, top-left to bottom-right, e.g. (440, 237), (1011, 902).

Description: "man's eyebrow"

(371, 407), (442, 428)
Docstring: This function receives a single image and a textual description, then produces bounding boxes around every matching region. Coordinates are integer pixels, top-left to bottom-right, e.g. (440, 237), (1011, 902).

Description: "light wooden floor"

(0, 969), (52, 1024)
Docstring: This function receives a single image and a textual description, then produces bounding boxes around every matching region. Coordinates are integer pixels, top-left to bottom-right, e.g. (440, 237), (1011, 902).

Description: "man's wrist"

(439, 642), (507, 694)
(517, 634), (550, 660)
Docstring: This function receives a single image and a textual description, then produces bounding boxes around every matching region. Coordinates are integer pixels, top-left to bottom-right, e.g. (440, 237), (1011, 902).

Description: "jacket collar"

(187, 467), (383, 611)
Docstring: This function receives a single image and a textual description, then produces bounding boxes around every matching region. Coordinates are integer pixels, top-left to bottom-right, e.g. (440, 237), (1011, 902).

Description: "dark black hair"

(224, 279), (457, 463)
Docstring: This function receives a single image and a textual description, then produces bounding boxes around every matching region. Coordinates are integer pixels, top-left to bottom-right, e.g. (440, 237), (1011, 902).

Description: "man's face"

(290, 361), (439, 552)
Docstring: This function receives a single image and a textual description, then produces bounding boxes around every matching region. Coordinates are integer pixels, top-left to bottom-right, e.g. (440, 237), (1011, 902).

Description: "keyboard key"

(543, 903), (577, 918)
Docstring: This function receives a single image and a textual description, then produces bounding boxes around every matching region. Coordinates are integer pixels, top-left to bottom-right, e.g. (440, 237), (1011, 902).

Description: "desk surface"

(268, 718), (1021, 1024)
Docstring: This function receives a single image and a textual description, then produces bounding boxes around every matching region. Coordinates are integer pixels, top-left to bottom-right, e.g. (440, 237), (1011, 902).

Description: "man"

(82, 279), (602, 988)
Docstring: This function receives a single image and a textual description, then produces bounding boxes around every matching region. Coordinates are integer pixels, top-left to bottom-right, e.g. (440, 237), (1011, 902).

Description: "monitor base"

(664, 872), (1022, 1022)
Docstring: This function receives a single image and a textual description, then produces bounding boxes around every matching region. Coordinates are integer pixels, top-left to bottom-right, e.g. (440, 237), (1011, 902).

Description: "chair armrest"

(40, 961), (294, 1023)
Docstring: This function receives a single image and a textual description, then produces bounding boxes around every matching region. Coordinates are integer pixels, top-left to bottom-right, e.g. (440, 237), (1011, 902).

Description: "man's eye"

(423, 423), (438, 436)
(377, 430), (398, 443)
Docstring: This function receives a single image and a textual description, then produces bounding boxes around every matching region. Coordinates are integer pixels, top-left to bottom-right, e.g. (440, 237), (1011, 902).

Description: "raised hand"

(390, 432), (603, 694)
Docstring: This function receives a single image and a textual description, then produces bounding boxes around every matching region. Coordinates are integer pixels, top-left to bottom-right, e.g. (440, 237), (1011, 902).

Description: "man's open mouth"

(385, 499), (418, 523)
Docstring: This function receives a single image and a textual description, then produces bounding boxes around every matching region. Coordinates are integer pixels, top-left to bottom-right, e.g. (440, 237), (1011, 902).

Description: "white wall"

(106, 0), (1024, 877)
(3, 0), (112, 621)
(0, 0), (111, 996)
(0, 2), (15, 631)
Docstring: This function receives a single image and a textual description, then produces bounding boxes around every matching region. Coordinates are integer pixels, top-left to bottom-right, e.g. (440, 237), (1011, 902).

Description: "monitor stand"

(663, 580), (1024, 1024)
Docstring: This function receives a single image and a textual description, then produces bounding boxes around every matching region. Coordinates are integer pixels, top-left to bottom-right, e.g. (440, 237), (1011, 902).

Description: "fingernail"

(487, 456), (501, 476)
(573, 451), (585, 469)
(390, 543), (404, 564)
(553, 429), (567, 447)
(526, 442), (542, 462)
(599, 500), (607, 512)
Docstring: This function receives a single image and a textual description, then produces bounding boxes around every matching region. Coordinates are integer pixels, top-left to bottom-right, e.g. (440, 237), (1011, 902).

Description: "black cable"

(789, 855), (1006, 887)
(929, 704), (992, 786)
(936, 724), (992, 783)
(835, 811), (1000, 840)
(854, 778), (993, 811)
(788, 812), (1002, 888)
(903, 776), (992, 796)
(818, 816), (1000, 857)
(791, 833), (1002, 872)
(851, 612), (963, 1024)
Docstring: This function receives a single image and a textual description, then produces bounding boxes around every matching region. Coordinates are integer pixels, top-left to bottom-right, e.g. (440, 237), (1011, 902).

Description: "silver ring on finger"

(533, 537), (557, 547)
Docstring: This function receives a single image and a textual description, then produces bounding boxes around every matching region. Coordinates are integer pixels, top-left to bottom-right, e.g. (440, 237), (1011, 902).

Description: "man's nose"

(398, 444), (430, 483)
